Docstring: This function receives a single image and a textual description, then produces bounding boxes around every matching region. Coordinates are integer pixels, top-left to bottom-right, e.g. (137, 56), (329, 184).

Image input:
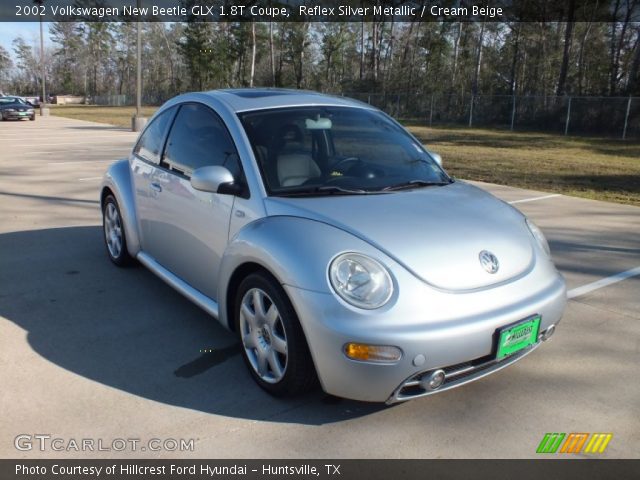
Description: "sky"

(1, 22), (51, 58)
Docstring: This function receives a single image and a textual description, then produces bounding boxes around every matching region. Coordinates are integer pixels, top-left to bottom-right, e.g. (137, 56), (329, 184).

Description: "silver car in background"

(101, 89), (566, 403)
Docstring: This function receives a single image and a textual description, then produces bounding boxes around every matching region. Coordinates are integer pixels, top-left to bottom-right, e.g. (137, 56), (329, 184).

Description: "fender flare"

(217, 215), (394, 330)
(100, 159), (141, 258)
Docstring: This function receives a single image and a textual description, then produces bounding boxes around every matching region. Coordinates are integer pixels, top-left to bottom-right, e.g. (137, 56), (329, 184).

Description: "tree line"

(1, 16), (639, 103)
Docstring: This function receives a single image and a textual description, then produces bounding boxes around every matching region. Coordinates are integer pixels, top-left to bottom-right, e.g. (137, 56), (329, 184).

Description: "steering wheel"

(331, 157), (362, 172)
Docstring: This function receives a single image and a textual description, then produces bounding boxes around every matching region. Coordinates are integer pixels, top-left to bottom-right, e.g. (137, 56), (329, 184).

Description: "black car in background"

(0, 96), (36, 121)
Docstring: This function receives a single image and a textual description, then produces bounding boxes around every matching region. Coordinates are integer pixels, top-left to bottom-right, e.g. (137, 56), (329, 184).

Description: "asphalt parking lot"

(1, 116), (639, 459)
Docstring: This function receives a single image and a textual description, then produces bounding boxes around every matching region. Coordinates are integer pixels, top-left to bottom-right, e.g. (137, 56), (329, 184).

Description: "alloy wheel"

(239, 288), (289, 383)
(104, 202), (123, 259)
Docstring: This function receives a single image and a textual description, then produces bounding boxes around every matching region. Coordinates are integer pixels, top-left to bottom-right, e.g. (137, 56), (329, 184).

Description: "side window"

(161, 103), (241, 178)
(133, 107), (174, 164)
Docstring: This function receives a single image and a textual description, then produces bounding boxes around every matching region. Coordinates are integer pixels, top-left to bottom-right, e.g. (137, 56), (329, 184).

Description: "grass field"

(50, 105), (640, 206)
(51, 105), (158, 128)
(408, 124), (640, 206)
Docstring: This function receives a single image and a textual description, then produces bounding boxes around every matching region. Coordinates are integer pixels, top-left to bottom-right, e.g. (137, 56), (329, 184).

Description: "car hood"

(264, 181), (535, 292)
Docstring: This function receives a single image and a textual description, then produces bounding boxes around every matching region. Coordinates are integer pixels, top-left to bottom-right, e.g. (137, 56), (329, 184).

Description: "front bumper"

(284, 262), (566, 403)
(2, 111), (34, 120)
(386, 336), (546, 403)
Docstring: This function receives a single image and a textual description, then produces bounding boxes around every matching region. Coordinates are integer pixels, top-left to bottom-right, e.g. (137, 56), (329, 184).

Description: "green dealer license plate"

(496, 315), (541, 359)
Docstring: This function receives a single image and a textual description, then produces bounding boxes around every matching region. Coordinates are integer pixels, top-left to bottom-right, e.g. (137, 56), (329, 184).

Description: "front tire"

(29, 115), (35, 121)
(102, 194), (134, 266)
(235, 272), (317, 396)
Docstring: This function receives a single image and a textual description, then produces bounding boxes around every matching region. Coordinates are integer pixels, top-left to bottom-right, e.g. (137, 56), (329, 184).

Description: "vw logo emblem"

(479, 250), (499, 274)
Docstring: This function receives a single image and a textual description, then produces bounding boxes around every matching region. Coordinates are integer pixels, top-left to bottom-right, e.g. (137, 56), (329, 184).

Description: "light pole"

(131, 0), (147, 131)
(35, 0), (49, 116)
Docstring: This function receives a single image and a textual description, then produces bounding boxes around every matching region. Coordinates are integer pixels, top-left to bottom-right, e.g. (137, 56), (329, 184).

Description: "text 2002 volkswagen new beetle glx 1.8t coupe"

(101, 89), (566, 403)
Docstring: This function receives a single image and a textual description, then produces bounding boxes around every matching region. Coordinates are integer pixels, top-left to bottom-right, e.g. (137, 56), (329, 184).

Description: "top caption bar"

(3, 0), (639, 23)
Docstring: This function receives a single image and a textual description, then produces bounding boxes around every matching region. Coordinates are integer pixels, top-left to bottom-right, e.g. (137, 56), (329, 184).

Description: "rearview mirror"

(305, 117), (332, 130)
(190, 166), (237, 194)
(427, 150), (442, 167)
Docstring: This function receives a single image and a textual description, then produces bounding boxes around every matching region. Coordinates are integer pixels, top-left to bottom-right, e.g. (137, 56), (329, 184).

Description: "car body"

(21, 95), (41, 106)
(100, 89), (566, 403)
(0, 96), (36, 121)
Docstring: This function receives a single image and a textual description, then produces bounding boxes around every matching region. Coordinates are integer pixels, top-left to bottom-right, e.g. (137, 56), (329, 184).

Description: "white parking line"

(21, 141), (130, 147)
(508, 194), (562, 204)
(32, 148), (129, 155)
(0, 136), (135, 141)
(567, 266), (640, 299)
(0, 133), (136, 138)
(78, 177), (103, 181)
(48, 160), (113, 165)
(0, 138), (133, 144)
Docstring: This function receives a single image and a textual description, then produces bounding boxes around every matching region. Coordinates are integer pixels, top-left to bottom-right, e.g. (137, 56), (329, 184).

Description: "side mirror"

(427, 150), (442, 167)
(191, 166), (239, 195)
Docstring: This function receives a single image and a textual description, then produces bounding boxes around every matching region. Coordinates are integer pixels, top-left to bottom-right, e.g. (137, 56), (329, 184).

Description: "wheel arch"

(217, 215), (389, 330)
(224, 262), (276, 332)
(100, 185), (114, 208)
(100, 159), (141, 258)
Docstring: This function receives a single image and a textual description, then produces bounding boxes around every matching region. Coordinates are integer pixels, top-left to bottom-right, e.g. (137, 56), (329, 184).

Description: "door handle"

(150, 182), (162, 193)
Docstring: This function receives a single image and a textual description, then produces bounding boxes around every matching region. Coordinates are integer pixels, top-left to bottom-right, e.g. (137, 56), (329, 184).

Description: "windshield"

(0, 97), (25, 105)
(238, 106), (451, 196)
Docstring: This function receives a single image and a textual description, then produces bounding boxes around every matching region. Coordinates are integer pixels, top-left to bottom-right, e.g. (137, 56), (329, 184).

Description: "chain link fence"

(91, 92), (170, 107)
(88, 90), (639, 140)
(345, 92), (640, 140)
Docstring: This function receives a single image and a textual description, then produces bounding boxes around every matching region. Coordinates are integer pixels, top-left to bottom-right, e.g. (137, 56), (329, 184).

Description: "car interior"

(247, 120), (330, 190)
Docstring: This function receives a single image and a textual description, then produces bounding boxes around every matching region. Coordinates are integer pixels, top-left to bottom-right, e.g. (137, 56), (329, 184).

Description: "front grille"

(440, 353), (503, 384)
(443, 358), (500, 384)
(387, 342), (540, 403)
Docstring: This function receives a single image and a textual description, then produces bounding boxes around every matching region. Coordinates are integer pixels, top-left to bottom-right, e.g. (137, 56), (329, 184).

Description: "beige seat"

(277, 153), (321, 187)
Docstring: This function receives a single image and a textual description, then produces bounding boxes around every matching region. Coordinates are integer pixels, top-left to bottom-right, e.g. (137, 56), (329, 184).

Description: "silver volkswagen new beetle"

(101, 89), (566, 403)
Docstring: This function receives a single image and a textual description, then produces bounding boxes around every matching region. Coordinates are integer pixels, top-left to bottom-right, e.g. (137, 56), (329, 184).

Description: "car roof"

(204, 88), (373, 113)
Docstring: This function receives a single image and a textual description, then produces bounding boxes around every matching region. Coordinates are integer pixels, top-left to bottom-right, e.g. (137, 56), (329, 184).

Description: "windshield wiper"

(276, 185), (369, 197)
(382, 179), (452, 191)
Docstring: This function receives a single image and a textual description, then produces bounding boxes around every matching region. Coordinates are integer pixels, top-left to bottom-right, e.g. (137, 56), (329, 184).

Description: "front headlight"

(5, 108), (15, 112)
(526, 219), (551, 256)
(329, 253), (393, 309)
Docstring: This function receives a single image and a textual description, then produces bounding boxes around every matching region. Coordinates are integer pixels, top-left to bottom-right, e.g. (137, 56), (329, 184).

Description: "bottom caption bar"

(2, 459), (639, 480)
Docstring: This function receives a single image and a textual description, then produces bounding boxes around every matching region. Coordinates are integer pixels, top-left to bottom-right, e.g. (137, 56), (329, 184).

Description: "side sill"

(137, 252), (219, 319)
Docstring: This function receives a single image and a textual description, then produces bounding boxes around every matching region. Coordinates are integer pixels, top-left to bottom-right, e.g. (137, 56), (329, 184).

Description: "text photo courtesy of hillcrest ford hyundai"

(1, 1), (639, 479)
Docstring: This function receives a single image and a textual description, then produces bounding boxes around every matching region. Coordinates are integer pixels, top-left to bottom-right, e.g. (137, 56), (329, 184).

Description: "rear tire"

(235, 271), (317, 397)
(102, 194), (134, 267)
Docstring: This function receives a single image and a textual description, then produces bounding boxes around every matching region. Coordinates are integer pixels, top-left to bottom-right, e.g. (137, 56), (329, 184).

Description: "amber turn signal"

(344, 343), (402, 363)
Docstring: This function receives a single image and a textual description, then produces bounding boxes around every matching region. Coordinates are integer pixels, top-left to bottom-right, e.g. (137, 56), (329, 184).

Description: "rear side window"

(161, 103), (240, 178)
(133, 108), (174, 164)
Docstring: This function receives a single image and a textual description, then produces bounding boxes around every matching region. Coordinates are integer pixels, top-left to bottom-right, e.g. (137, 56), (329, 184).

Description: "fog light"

(541, 324), (556, 341)
(421, 369), (446, 391)
(344, 343), (402, 363)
